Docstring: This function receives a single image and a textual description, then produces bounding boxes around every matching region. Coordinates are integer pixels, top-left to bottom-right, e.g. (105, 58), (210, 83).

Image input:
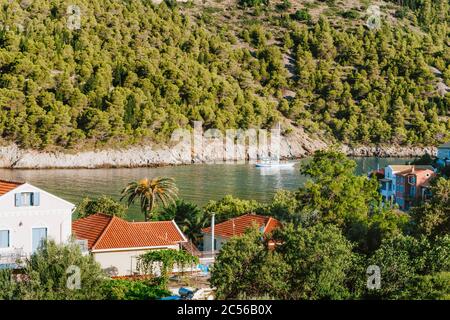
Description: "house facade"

(379, 165), (401, 203)
(395, 168), (435, 210)
(378, 165), (435, 209)
(72, 213), (188, 276)
(0, 180), (75, 267)
(201, 213), (281, 252)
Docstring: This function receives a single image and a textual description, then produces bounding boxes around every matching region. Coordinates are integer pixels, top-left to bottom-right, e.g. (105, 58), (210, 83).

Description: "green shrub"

(292, 9), (311, 21)
(76, 196), (127, 219)
(341, 10), (360, 19)
(104, 278), (171, 300)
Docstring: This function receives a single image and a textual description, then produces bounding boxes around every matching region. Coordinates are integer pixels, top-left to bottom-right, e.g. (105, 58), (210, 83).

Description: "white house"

(72, 213), (188, 276)
(0, 180), (75, 267)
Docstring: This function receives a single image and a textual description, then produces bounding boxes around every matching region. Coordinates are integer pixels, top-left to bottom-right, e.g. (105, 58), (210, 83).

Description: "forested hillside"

(0, 0), (448, 151)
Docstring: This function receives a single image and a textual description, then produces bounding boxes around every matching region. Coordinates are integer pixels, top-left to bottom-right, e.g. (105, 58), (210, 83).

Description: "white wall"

(202, 233), (227, 252)
(93, 245), (180, 276)
(0, 184), (74, 256)
(385, 166), (397, 194)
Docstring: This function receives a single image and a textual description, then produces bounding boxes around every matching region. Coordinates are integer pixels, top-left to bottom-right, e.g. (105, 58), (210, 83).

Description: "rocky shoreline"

(0, 138), (436, 170)
(342, 145), (437, 158)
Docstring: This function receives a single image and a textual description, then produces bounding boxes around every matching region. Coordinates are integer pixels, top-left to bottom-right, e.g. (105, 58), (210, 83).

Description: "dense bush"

(292, 9), (311, 21)
(76, 196), (127, 218)
(0, 241), (107, 300)
(103, 278), (170, 300)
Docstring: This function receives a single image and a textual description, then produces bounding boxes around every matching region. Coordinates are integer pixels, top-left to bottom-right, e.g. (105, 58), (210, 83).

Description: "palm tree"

(120, 177), (178, 221)
(158, 200), (208, 245)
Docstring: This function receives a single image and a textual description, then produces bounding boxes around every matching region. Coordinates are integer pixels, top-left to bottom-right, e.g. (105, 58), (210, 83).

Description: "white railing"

(0, 249), (28, 267)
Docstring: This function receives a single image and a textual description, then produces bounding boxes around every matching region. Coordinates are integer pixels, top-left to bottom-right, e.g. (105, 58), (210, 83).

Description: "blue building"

(437, 142), (450, 167)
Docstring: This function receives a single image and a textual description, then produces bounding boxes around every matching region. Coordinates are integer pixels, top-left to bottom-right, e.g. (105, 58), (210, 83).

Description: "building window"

(410, 186), (416, 198)
(407, 176), (416, 184)
(0, 230), (10, 248)
(15, 192), (40, 207)
(32, 227), (47, 252)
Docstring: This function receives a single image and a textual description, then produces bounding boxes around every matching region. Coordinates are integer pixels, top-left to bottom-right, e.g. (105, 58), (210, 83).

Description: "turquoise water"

(0, 157), (415, 221)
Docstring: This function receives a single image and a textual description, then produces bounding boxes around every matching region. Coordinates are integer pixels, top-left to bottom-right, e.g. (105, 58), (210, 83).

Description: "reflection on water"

(258, 166), (298, 190)
(0, 157), (415, 221)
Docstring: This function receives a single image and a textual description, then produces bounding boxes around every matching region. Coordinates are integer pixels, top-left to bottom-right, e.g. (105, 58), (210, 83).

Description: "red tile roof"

(72, 213), (187, 251)
(396, 168), (435, 176)
(0, 180), (23, 196)
(72, 214), (112, 249)
(202, 214), (281, 239)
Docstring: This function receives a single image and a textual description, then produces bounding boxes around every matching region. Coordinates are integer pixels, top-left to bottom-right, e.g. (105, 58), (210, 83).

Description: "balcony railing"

(0, 249), (28, 268)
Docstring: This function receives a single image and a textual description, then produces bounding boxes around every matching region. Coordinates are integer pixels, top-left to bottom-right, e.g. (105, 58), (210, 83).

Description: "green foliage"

(288, 11), (449, 146)
(203, 194), (263, 224)
(154, 199), (206, 245)
(0, 1), (447, 150)
(0, 0), (280, 150)
(273, 223), (356, 300)
(76, 196), (127, 218)
(410, 153), (435, 165)
(0, 269), (18, 300)
(238, 0), (269, 8)
(264, 189), (299, 223)
(411, 177), (450, 237)
(297, 150), (388, 251)
(211, 223), (357, 299)
(403, 272), (450, 300)
(209, 151), (449, 300)
(341, 10), (360, 19)
(0, 243), (182, 300)
(2, 241), (107, 300)
(210, 227), (284, 299)
(292, 9), (311, 21)
(276, 0), (292, 12)
(366, 234), (450, 299)
(137, 249), (198, 282)
(103, 278), (170, 300)
(121, 177), (178, 221)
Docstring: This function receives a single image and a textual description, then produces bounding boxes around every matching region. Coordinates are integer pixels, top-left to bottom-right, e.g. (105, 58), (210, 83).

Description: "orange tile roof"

(72, 213), (187, 251)
(72, 214), (112, 249)
(0, 179), (24, 196)
(202, 214), (281, 239)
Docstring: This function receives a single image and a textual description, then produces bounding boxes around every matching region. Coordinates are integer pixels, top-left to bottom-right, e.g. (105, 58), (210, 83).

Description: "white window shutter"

(15, 193), (22, 207)
(33, 192), (40, 206)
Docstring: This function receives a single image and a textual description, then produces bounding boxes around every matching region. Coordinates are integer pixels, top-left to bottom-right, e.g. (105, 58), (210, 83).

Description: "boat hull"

(255, 162), (296, 168)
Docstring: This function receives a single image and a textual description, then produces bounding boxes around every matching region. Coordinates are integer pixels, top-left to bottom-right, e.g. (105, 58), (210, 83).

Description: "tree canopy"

(0, 0), (448, 151)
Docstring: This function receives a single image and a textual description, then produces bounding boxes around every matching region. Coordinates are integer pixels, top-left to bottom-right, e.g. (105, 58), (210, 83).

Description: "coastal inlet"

(0, 157), (415, 221)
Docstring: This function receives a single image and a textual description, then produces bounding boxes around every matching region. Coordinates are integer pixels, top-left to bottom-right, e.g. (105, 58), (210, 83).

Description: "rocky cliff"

(0, 129), (436, 169)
